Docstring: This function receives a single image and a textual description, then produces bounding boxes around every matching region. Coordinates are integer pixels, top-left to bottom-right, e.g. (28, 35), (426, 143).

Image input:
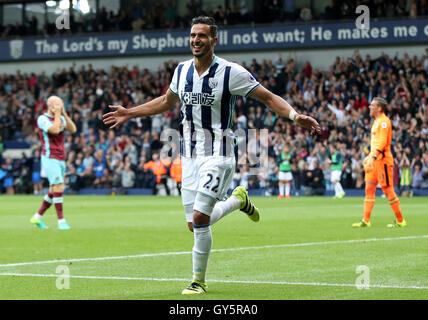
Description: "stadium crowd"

(0, 47), (427, 196)
(1, 0), (427, 39)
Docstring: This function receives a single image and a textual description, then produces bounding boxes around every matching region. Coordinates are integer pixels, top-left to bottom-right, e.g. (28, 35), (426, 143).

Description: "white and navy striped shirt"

(169, 56), (260, 158)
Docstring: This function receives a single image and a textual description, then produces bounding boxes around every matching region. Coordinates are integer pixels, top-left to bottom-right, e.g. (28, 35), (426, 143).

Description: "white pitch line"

(0, 251), (193, 268)
(1, 273), (428, 291)
(1, 235), (427, 268)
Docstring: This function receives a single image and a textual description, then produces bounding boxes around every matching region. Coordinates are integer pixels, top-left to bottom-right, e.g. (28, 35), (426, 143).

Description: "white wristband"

(289, 109), (297, 121)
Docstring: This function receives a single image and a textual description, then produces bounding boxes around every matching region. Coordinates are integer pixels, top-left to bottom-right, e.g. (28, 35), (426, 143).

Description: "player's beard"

(192, 43), (211, 58)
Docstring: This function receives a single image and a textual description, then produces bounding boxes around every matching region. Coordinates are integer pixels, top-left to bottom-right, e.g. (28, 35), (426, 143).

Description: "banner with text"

(1, 18), (428, 62)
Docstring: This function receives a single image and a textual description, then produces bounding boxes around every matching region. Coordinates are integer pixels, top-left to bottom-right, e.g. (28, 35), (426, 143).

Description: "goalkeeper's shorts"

(365, 160), (393, 188)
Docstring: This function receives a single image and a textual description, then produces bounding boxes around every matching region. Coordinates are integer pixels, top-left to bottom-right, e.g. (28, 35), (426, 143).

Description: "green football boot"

(58, 221), (71, 230)
(182, 280), (208, 295)
(387, 219), (407, 228)
(232, 186), (260, 222)
(30, 216), (49, 229)
(352, 220), (371, 228)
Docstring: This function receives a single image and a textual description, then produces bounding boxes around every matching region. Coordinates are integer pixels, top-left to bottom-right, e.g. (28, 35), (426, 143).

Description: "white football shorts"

(181, 155), (235, 203)
(278, 171), (293, 181)
(331, 170), (342, 182)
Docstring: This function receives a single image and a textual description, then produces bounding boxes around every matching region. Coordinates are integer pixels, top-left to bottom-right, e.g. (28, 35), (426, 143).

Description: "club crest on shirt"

(9, 40), (23, 59)
(208, 78), (218, 89)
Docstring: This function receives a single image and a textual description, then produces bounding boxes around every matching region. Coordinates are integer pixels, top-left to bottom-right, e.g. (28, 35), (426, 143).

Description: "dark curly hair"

(191, 16), (218, 38)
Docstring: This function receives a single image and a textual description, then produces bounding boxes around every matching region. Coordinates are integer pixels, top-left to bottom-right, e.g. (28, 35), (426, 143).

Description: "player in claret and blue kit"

(31, 96), (76, 230)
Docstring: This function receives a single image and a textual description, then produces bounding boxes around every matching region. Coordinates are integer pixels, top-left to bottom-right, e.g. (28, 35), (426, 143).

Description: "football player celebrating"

(103, 16), (320, 294)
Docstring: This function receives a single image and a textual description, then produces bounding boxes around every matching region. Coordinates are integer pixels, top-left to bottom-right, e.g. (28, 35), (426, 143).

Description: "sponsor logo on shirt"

(180, 91), (215, 106)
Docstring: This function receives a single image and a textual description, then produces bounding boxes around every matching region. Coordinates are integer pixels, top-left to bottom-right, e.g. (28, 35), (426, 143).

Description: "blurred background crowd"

(1, 0), (427, 39)
(1, 46), (427, 196)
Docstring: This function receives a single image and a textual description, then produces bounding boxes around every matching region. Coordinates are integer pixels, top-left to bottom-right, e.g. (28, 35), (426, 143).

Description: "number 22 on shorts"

(203, 173), (220, 193)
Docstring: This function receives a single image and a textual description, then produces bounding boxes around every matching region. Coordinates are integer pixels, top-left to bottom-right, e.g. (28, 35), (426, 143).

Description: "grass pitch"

(0, 195), (427, 300)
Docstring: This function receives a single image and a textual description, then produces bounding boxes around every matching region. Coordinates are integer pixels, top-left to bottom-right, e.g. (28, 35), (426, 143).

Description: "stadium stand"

(1, 0), (427, 39)
(1, 0), (427, 196)
(1, 47), (427, 196)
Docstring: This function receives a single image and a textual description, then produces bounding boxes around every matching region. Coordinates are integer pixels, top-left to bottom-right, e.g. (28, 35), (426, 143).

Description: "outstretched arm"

(103, 89), (179, 129)
(249, 85), (321, 135)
